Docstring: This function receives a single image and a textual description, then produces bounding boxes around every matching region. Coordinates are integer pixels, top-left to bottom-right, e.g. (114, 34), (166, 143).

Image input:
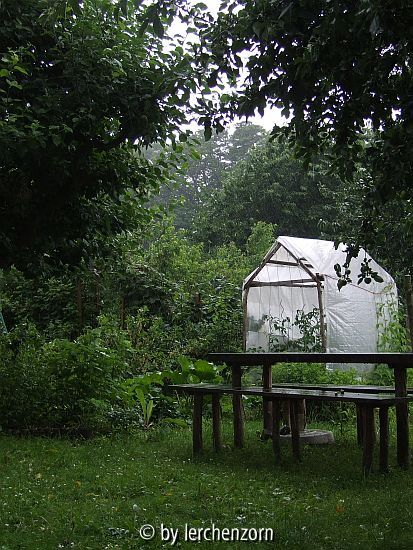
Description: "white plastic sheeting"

(243, 236), (398, 372)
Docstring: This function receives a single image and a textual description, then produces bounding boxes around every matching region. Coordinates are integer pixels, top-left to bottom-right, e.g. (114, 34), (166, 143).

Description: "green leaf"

(135, 388), (146, 414)
(153, 16), (164, 39)
(0, 69), (9, 78)
(252, 21), (264, 37)
(337, 279), (347, 291)
(146, 399), (154, 421)
(7, 80), (22, 90)
(204, 126), (212, 141)
(13, 66), (28, 75)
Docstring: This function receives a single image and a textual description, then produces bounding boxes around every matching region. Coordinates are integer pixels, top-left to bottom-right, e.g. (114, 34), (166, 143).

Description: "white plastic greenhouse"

(243, 236), (398, 371)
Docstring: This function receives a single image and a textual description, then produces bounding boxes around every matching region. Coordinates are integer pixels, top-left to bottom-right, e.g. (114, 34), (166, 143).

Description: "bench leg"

(263, 398), (273, 435)
(290, 400), (301, 462)
(193, 394), (204, 454)
(379, 406), (389, 474)
(233, 393), (244, 449)
(272, 399), (281, 461)
(212, 394), (222, 452)
(297, 398), (306, 431)
(362, 405), (375, 476)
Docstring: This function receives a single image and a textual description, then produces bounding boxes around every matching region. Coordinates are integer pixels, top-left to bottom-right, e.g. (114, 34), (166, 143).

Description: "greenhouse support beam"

(249, 279), (316, 288)
(405, 274), (413, 351)
(242, 286), (250, 351)
(316, 273), (327, 351)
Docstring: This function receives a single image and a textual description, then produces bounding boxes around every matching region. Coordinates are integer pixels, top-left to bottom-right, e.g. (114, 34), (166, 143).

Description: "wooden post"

(362, 405), (375, 476)
(193, 394), (204, 454)
(289, 400), (301, 461)
(394, 366), (410, 468)
(232, 365), (244, 448)
(316, 273), (327, 351)
(76, 278), (83, 334)
(379, 406), (389, 474)
(212, 394), (222, 452)
(405, 274), (413, 351)
(262, 363), (272, 434)
(272, 399), (281, 461)
(242, 287), (250, 351)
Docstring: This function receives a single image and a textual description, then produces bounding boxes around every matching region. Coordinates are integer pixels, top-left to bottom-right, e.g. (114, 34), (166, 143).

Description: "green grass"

(0, 419), (412, 549)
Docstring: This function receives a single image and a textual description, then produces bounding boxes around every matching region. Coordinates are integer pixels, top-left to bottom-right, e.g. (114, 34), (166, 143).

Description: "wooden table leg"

(379, 406), (389, 474)
(290, 400), (301, 462)
(212, 393), (222, 452)
(362, 405), (375, 476)
(263, 364), (273, 436)
(193, 394), (204, 454)
(231, 365), (244, 449)
(272, 399), (281, 461)
(395, 367), (410, 469)
(356, 405), (363, 446)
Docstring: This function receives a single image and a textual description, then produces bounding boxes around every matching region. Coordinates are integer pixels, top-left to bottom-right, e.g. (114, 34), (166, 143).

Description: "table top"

(207, 352), (413, 367)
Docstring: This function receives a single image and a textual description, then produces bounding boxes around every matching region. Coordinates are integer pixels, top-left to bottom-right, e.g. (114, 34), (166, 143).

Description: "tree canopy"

(200, 0), (413, 255)
(0, 0), (202, 271)
(152, 123), (267, 229)
(193, 137), (339, 247)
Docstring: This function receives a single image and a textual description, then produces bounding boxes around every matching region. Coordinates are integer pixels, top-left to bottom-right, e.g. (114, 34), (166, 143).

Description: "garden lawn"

(0, 420), (412, 549)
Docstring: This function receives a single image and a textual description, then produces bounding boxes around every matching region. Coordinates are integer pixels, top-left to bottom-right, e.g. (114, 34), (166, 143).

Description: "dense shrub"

(0, 319), (130, 433)
(271, 362), (359, 385)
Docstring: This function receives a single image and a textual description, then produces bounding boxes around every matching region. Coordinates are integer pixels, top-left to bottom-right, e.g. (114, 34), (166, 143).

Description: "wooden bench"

(170, 383), (413, 475)
(169, 352), (413, 475)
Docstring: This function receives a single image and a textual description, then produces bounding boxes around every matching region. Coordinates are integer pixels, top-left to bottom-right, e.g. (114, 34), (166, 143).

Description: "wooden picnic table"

(170, 352), (413, 475)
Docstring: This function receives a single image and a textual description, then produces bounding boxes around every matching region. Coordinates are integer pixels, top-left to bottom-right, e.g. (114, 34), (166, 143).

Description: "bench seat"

(170, 383), (413, 405)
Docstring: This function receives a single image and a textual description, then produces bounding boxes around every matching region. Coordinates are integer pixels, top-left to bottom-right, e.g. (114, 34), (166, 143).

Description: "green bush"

(0, 323), (47, 430)
(271, 362), (358, 385)
(0, 318), (130, 433)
